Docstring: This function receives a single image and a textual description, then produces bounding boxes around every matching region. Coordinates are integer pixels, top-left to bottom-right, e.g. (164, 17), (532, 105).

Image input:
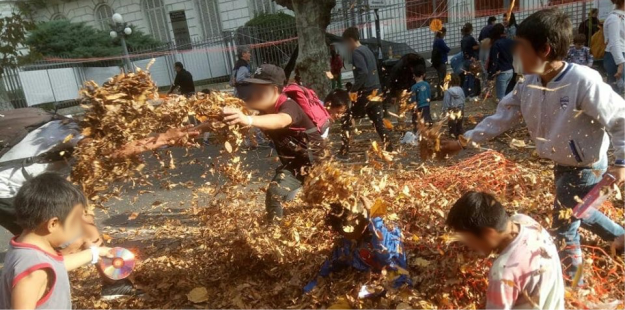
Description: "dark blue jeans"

(553, 157), (624, 283)
(604, 52), (625, 96)
(462, 60), (477, 97)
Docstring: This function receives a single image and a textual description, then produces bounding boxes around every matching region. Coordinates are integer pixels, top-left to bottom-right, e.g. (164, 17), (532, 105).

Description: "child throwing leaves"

(442, 8), (625, 284)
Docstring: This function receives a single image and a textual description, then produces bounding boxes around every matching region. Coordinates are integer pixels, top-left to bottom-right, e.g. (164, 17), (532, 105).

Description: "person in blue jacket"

(303, 199), (411, 293)
(487, 24), (515, 100)
(411, 68), (432, 133)
(432, 27), (451, 100)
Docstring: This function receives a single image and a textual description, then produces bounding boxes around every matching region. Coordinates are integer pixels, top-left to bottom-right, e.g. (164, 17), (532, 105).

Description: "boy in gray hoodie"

(442, 74), (466, 138)
(443, 8), (625, 284)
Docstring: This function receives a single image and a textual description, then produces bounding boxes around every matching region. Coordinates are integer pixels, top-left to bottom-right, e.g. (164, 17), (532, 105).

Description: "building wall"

(30, 0), (285, 43)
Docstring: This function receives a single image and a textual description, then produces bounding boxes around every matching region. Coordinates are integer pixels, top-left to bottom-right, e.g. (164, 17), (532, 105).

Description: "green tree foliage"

(0, 12), (36, 73)
(25, 20), (162, 58)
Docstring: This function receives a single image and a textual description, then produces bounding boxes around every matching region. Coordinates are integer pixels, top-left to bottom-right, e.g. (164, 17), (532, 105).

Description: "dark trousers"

(340, 89), (391, 154)
(265, 167), (305, 221)
(447, 108), (464, 138)
(0, 197), (21, 235)
(434, 63), (447, 98)
(412, 106), (432, 132)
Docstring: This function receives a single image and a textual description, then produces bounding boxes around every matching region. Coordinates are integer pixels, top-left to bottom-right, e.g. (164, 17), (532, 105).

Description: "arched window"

(50, 13), (65, 20)
(196, 0), (222, 38)
(143, 0), (170, 42)
(94, 4), (114, 30)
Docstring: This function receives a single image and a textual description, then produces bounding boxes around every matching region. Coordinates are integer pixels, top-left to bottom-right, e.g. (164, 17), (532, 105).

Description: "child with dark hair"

(0, 173), (113, 309)
(488, 23), (515, 100)
(446, 191), (564, 309)
(325, 89), (351, 121)
(304, 199), (410, 293)
(566, 34), (593, 67)
(442, 8), (625, 284)
(442, 74), (465, 138)
(410, 68), (432, 132)
(221, 64), (328, 222)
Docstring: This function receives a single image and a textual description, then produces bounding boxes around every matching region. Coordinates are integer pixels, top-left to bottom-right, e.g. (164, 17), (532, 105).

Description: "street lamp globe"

(109, 30), (117, 39)
(112, 13), (123, 24)
(124, 27), (132, 35)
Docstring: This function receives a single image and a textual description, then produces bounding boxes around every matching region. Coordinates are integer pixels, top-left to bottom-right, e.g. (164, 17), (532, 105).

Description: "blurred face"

(575, 43), (583, 49)
(457, 228), (499, 257)
(244, 84), (279, 111)
(515, 37), (548, 74)
(344, 38), (357, 51)
(175, 66), (182, 72)
(242, 51), (252, 62)
(591, 11), (598, 18)
(47, 204), (84, 248)
(328, 105), (348, 121)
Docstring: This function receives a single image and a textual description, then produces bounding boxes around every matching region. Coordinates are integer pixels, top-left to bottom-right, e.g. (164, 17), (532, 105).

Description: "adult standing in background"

(487, 24), (515, 100)
(579, 9), (601, 46)
(603, 0), (625, 95)
(460, 23), (480, 98)
(231, 46), (252, 97)
(503, 12), (518, 38)
(431, 27), (450, 100)
(478, 17), (497, 94)
(340, 27), (392, 157)
(168, 62), (195, 96)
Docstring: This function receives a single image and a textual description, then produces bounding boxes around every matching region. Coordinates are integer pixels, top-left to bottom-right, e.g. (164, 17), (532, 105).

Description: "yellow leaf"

(383, 119), (394, 129)
(413, 257), (430, 267)
(63, 134), (74, 144)
(571, 262), (583, 289)
(328, 297), (350, 309)
(187, 287), (209, 303)
(325, 71), (334, 79)
(396, 302), (412, 309)
(128, 212), (139, 221)
(224, 141), (233, 153)
(369, 198), (388, 218)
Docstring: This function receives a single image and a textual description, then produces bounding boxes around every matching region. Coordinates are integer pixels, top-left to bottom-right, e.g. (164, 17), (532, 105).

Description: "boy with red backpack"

(222, 64), (330, 222)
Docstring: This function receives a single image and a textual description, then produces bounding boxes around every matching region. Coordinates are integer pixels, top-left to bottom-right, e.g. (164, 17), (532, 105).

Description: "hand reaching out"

(222, 107), (249, 127)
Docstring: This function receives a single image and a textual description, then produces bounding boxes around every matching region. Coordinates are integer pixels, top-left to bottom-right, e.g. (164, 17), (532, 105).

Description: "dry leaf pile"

(72, 65), (249, 202)
(67, 72), (623, 309)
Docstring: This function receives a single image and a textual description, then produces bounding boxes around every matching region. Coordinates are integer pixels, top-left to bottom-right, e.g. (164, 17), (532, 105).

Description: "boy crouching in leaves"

(304, 198), (411, 293)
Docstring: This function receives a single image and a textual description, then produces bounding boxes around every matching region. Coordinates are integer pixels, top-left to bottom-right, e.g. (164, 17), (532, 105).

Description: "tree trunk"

(274, 0), (336, 98)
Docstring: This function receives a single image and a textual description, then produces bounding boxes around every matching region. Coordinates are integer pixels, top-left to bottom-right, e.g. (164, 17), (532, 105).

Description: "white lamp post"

(109, 13), (133, 72)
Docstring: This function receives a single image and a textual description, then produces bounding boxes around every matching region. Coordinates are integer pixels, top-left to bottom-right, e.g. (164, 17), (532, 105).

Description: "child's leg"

(339, 110), (353, 155)
(422, 106), (432, 124)
(553, 160), (624, 283)
(265, 168), (304, 221)
(337, 74), (343, 89)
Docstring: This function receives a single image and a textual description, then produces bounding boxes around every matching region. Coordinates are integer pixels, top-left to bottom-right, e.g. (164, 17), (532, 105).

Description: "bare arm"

(64, 246), (112, 271)
(12, 269), (48, 309)
(222, 107), (292, 130)
(109, 126), (200, 159)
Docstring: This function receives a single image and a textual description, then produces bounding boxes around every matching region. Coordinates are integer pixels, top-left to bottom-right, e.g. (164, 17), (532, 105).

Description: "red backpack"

(276, 83), (331, 133)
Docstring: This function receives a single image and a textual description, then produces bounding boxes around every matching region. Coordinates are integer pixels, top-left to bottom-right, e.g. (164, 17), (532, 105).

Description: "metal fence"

(1, 0), (593, 109)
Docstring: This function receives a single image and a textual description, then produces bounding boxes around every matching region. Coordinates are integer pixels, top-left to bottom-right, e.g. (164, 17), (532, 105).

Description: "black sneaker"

(101, 279), (144, 300)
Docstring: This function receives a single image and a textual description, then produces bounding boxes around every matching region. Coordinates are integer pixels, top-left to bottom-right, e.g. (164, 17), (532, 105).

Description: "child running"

(221, 64), (327, 222)
(442, 74), (466, 138)
(443, 8), (625, 284)
(0, 173), (113, 309)
(446, 191), (564, 309)
(411, 68), (432, 132)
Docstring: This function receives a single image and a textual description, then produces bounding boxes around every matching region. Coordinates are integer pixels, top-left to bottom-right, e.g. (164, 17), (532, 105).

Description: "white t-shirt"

(0, 120), (82, 199)
(486, 214), (565, 310)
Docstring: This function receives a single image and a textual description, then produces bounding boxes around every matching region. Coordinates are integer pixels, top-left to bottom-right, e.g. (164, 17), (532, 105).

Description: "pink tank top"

(0, 238), (71, 309)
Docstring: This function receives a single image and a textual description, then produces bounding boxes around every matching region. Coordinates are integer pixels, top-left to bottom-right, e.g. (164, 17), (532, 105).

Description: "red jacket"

(331, 55), (343, 75)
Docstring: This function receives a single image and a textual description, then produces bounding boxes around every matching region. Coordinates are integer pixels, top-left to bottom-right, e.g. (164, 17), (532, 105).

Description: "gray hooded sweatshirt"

(464, 63), (625, 167)
(442, 86), (465, 113)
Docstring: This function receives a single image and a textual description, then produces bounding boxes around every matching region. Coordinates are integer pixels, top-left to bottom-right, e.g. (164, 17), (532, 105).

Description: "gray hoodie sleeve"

(464, 87), (523, 143)
(442, 91), (451, 114)
(579, 71), (625, 161)
(351, 49), (367, 92)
